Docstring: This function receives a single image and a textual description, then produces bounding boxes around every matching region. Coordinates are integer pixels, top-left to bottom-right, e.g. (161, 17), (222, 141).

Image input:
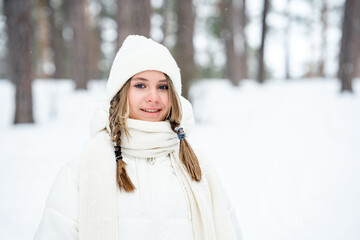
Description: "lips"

(141, 108), (161, 113)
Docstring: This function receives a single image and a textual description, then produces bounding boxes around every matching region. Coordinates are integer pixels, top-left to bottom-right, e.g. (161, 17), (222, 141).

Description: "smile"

(142, 109), (161, 113)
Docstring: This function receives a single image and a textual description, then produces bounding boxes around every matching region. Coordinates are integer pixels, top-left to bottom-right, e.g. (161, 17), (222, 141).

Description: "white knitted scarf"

(120, 119), (178, 158)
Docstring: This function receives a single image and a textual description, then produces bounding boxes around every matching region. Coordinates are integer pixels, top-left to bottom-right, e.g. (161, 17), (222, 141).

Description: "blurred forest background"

(1, 0), (360, 124)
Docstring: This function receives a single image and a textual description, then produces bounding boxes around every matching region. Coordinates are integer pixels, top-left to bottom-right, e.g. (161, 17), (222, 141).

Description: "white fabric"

(116, 153), (194, 240)
(34, 136), (197, 240)
(120, 119), (218, 239)
(82, 118), (221, 240)
(106, 35), (182, 101)
(34, 130), (242, 240)
(78, 126), (201, 240)
(120, 118), (178, 158)
(34, 155), (80, 240)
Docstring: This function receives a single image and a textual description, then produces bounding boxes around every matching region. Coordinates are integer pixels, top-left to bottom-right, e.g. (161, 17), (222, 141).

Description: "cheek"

(128, 89), (141, 113)
(129, 88), (144, 103)
(161, 93), (170, 110)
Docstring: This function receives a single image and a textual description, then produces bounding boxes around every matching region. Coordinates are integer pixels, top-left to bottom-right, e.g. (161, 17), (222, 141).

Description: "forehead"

(131, 70), (166, 81)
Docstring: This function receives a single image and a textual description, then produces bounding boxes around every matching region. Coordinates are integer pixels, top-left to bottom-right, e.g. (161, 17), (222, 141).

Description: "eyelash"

(134, 84), (168, 90)
(135, 84), (145, 89)
(159, 85), (169, 90)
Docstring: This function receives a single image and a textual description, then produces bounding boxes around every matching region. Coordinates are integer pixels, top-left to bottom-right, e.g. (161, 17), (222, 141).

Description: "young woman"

(34, 35), (242, 240)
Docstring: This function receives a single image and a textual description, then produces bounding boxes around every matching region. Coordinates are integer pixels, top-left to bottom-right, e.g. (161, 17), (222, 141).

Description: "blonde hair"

(109, 76), (202, 192)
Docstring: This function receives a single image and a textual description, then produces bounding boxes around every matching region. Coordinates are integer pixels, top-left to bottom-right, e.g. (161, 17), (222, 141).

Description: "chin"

(137, 112), (167, 122)
(143, 116), (167, 122)
(130, 115), (165, 122)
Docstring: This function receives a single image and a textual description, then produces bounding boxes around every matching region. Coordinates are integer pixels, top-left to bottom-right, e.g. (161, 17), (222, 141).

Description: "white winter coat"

(35, 150), (196, 239)
(34, 99), (242, 240)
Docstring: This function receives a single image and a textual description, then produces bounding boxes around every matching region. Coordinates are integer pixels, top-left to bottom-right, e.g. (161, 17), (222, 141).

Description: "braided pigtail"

(167, 77), (202, 182)
(170, 121), (202, 181)
(109, 81), (135, 192)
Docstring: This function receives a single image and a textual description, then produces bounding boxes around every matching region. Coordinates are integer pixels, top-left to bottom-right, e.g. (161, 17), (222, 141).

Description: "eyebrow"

(131, 77), (167, 82)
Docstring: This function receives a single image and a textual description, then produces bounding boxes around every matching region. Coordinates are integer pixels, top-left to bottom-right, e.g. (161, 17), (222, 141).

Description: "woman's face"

(128, 70), (170, 122)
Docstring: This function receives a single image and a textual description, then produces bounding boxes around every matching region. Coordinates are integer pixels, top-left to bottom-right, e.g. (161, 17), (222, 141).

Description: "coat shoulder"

(83, 130), (110, 149)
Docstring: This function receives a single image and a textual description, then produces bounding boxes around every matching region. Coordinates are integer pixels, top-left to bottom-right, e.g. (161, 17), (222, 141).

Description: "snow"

(1, 78), (360, 240)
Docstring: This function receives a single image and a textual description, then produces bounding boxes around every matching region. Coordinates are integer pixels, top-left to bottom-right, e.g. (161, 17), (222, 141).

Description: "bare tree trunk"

(354, 9), (360, 78)
(117, 0), (151, 48)
(257, 0), (269, 84)
(239, 0), (247, 79)
(37, 0), (52, 78)
(89, 25), (102, 79)
(88, 0), (103, 79)
(338, 0), (360, 92)
(117, 0), (134, 47)
(4, 0), (34, 124)
(69, 0), (90, 89)
(63, 0), (75, 80)
(47, 0), (66, 79)
(133, 0), (151, 36)
(284, 0), (291, 79)
(319, 0), (328, 77)
(175, 0), (195, 100)
(219, 0), (242, 86)
(355, 46), (360, 77)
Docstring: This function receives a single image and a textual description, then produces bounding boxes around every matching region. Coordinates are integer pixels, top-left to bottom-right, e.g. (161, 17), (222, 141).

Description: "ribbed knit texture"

(79, 132), (119, 240)
(120, 119), (178, 158)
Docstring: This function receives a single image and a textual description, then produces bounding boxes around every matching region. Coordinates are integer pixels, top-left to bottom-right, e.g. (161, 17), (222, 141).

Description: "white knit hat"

(106, 35), (182, 101)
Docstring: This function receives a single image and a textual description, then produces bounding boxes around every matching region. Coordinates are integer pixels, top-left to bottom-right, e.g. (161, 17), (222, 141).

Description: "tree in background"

(87, 0), (103, 80)
(257, 0), (270, 84)
(68, 0), (90, 90)
(175, 0), (195, 100)
(219, 0), (247, 86)
(303, 0), (330, 78)
(133, 0), (151, 37)
(4, 0), (34, 123)
(37, 0), (52, 78)
(47, 0), (68, 79)
(117, 0), (134, 47)
(356, 46), (360, 78)
(116, 0), (151, 48)
(338, 0), (360, 92)
(46, 0), (76, 80)
(238, 0), (247, 79)
(318, 0), (328, 77)
(284, 0), (291, 79)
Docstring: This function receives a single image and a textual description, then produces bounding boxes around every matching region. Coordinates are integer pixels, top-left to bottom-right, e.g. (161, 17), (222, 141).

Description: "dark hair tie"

(175, 127), (186, 140)
(114, 145), (123, 162)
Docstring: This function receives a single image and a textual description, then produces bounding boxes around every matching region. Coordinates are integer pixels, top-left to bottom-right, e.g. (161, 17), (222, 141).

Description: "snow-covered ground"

(0, 78), (359, 240)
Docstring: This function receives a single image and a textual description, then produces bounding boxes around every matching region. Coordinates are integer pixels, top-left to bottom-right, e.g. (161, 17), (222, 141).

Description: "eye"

(135, 83), (145, 89)
(159, 85), (169, 90)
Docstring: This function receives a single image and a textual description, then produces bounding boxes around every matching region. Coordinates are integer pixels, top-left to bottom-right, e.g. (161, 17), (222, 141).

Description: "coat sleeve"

(34, 155), (80, 240)
(216, 175), (243, 240)
(199, 154), (243, 240)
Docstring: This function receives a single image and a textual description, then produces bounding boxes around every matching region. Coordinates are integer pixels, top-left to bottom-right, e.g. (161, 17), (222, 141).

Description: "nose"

(145, 89), (160, 103)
